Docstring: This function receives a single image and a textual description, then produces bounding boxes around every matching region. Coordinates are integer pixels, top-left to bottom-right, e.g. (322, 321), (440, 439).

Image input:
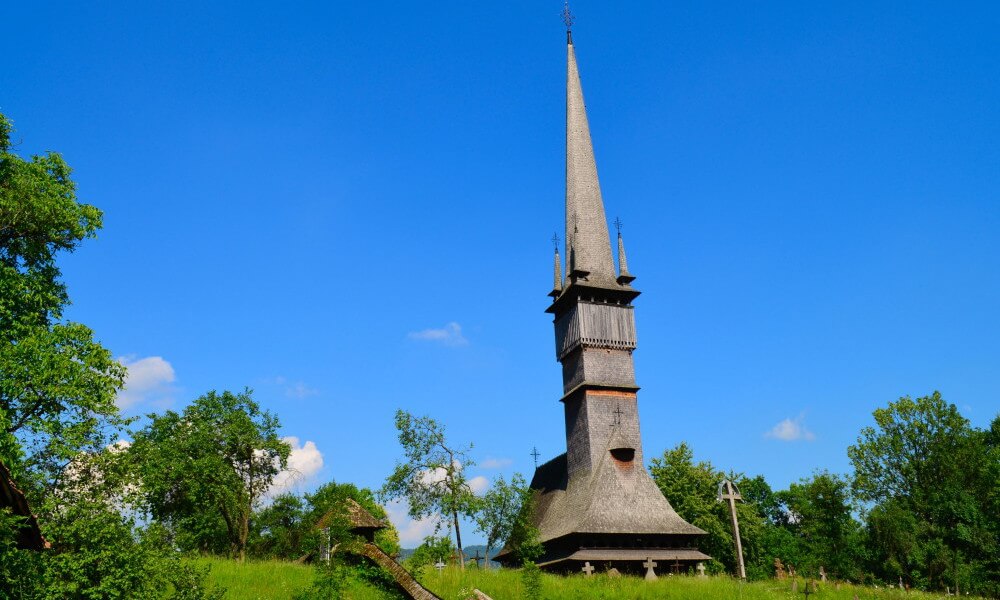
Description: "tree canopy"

(129, 388), (290, 560)
(380, 409), (477, 569)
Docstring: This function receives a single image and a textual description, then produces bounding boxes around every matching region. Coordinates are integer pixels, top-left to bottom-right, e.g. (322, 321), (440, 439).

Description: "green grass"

(193, 557), (315, 600)
(194, 558), (969, 600)
(420, 567), (959, 600)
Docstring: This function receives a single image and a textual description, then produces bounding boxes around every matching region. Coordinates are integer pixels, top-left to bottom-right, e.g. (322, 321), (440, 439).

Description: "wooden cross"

(531, 446), (540, 468)
(472, 549), (483, 567)
(718, 479), (747, 580)
(582, 561), (594, 576)
(434, 560), (445, 573)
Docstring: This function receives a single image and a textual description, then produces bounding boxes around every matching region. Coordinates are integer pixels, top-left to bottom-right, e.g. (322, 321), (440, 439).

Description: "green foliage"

(521, 561), (543, 600)
(129, 388), (291, 560)
(472, 472), (529, 565)
(251, 493), (308, 559)
(380, 409), (477, 562)
(502, 484), (543, 567)
(0, 112), (125, 488)
(407, 535), (455, 569)
(775, 471), (863, 580)
(649, 442), (767, 576)
(848, 391), (997, 593)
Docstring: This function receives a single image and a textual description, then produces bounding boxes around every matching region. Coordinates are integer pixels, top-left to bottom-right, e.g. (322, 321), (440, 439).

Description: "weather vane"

(562, 0), (575, 31)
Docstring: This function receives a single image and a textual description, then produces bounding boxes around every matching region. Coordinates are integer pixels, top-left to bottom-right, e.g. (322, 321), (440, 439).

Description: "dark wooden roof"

(0, 459), (48, 550)
(315, 498), (387, 532)
(528, 450), (705, 542)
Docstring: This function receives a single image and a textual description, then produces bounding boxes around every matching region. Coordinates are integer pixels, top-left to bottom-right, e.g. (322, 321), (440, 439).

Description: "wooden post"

(718, 480), (746, 580)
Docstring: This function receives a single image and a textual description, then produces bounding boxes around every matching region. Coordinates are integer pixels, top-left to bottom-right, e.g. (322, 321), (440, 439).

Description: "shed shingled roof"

(315, 498), (387, 531)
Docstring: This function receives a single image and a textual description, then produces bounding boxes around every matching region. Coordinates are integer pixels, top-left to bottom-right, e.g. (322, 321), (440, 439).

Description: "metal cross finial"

(531, 446), (541, 468)
(614, 217), (623, 236)
(562, 1), (575, 30)
(552, 232), (561, 252)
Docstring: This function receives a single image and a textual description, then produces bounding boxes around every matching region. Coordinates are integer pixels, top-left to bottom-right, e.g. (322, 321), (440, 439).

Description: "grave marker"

(643, 557), (658, 581)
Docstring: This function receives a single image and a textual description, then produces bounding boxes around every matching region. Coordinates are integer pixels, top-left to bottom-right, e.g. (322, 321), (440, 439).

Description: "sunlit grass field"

(195, 558), (967, 600)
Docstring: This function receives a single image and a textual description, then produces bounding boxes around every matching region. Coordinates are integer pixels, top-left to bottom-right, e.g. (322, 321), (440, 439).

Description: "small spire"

(551, 233), (564, 297)
(615, 217), (636, 285)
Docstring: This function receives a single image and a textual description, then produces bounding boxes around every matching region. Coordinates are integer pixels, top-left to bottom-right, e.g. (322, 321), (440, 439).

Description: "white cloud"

(116, 356), (176, 409)
(407, 322), (468, 346)
(285, 381), (319, 399)
(479, 457), (512, 469)
(468, 476), (489, 495)
(385, 499), (441, 546)
(270, 436), (324, 494)
(765, 415), (816, 442)
(262, 376), (319, 400)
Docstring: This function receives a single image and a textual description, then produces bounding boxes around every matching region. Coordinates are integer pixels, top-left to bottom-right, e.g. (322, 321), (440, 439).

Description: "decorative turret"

(615, 219), (635, 285)
(551, 244), (564, 297)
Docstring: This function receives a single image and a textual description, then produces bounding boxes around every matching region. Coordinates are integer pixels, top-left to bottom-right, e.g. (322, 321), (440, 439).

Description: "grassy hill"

(195, 557), (973, 600)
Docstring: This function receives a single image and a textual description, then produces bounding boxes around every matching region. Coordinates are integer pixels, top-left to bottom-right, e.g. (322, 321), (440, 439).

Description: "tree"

(776, 471), (863, 580)
(130, 389), (290, 560)
(380, 410), (477, 569)
(249, 493), (307, 560)
(472, 473), (529, 567)
(0, 112), (125, 493)
(848, 392), (992, 592)
(649, 442), (767, 577)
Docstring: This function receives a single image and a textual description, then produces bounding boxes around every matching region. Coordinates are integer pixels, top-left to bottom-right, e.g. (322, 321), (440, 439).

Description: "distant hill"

(397, 544), (502, 567)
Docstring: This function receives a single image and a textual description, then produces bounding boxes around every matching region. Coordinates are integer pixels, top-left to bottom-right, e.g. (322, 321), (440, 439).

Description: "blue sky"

(4, 1), (999, 545)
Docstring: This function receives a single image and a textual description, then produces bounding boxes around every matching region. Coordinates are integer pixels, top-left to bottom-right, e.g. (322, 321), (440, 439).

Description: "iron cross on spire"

(531, 446), (541, 468)
(552, 232), (561, 252)
(614, 217), (623, 237)
(562, 0), (575, 30)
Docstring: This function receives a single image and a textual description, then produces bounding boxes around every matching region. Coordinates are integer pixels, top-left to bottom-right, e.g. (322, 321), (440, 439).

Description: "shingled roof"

(529, 443), (704, 542)
(0, 459), (48, 550)
(315, 498), (387, 532)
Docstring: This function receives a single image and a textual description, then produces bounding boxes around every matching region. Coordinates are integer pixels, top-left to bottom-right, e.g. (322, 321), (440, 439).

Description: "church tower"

(503, 23), (708, 572)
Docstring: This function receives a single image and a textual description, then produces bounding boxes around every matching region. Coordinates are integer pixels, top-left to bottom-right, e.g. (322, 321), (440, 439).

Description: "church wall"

(560, 348), (636, 393)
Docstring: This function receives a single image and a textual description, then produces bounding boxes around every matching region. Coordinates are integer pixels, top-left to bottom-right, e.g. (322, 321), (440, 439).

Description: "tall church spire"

(565, 31), (617, 287)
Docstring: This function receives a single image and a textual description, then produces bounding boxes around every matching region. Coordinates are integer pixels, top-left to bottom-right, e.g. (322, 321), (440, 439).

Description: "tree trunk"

(484, 548), (491, 570)
(453, 508), (464, 571)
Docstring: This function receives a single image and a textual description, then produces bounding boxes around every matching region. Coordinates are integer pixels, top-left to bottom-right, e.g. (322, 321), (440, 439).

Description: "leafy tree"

(380, 409), (477, 569)
(776, 471), (863, 580)
(0, 112), (125, 493)
(407, 535), (455, 569)
(130, 389), (290, 560)
(472, 473), (529, 567)
(649, 442), (766, 576)
(249, 493), (307, 559)
(848, 392), (993, 592)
